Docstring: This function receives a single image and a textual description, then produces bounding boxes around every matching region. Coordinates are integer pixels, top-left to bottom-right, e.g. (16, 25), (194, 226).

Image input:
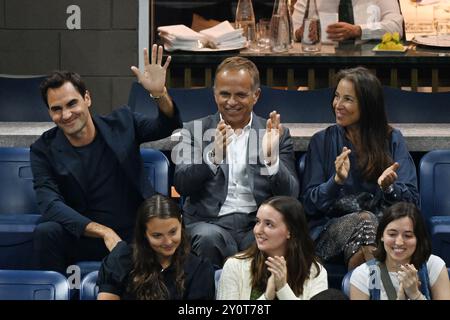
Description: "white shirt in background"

(292, 0), (404, 40)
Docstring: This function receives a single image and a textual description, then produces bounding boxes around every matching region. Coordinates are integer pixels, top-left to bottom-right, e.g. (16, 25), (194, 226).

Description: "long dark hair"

(373, 202), (431, 269)
(237, 196), (321, 296)
(127, 194), (190, 300)
(334, 67), (393, 182)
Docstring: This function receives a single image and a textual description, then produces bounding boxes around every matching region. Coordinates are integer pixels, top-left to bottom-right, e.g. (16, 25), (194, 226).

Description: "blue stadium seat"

(256, 86), (335, 123)
(140, 148), (170, 196)
(383, 87), (450, 123)
(0, 148), (38, 214)
(76, 261), (102, 282)
(128, 82), (335, 123)
(0, 74), (49, 121)
(341, 269), (353, 298)
(128, 82), (216, 123)
(298, 152), (347, 289)
(129, 83), (450, 124)
(214, 268), (222, 298)
(324, 263), (348, 290)
(419, 150), (450, 266)
(265, 86), (450, 124)
(0, 147), (40, 269)
(79, 271), (99, 300)
(0, 270), (70, 300)
(297, 153), (306, 194)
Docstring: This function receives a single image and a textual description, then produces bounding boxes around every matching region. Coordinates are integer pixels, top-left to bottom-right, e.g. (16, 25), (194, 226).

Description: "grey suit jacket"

(173, 112), (299, 225)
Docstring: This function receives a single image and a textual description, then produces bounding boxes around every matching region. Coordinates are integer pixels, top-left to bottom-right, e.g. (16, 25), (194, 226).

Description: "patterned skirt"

(315, 210), (378, 264)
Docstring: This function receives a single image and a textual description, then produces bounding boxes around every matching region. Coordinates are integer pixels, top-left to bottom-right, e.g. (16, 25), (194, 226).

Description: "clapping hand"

(264, 274), (276, 300)
(397, 282), (407, 300)
(262, 111), (283, 165)
(378, 162), (399, 191)
(265, 256), (287, 292)
(131, 44), (171, 97)
(334, 147), (351, 184)
(397, 264), (422, 300)
(213, 120), (233, 165)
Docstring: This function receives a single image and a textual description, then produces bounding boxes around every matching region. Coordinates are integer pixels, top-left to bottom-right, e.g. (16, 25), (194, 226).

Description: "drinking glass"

(257, 19), (271, 49)
(247, 23), (260, 51)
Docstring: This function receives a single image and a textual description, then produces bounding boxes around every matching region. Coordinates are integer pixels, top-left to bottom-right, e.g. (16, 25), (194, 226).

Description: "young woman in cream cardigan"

(217, 196), (328, 300)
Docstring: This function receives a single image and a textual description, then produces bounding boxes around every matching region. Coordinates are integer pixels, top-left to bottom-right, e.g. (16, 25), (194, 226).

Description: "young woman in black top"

(97, 194), (215, 300)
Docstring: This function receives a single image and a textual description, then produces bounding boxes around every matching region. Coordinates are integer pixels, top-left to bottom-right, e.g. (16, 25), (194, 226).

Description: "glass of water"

(257, 19), (271, 49)
(247, 23), (260, 51)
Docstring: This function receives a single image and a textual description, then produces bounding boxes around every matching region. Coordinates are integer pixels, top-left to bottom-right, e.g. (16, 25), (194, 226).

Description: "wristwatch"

(383, 184), (395, 194)
(208, 149), (219, 166)
(149, 87), (167, 100)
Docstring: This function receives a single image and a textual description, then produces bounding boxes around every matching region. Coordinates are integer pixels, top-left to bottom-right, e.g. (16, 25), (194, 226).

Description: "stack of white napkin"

(199, 21), (246, 50)
(158, 25), (204, 51)
(158, 21), (246, 51)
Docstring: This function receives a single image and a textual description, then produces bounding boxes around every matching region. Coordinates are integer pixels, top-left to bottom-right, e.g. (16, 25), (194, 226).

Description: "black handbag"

(328, 190), (393, 218)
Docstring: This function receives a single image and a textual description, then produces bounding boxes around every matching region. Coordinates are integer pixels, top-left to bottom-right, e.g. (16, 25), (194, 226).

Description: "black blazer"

(30, 106), (182, 238)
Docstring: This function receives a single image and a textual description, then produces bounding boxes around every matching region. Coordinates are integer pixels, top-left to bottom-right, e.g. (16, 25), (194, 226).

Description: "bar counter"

(1, 122), (449, 152)
(167, 41), (450, 91)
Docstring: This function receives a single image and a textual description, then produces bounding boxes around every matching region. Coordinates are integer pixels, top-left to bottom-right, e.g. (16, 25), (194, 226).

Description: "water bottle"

(287, 0), (295, 48)
(235, 0), (258, 50)
(270, 0), (291, 53)
(301, 0), (321, 52)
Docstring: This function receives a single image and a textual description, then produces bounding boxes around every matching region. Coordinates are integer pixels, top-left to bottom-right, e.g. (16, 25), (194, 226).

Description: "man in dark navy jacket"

(31, 45), (182, 273)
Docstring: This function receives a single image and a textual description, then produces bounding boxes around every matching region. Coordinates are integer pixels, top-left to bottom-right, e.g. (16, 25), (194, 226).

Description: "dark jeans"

(186, 212), (256, 269)
(33, 221), (132, 274)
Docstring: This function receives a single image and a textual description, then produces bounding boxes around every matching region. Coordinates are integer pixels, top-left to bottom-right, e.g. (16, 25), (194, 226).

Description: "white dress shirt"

(292, 0), (404, 40)
(219, 118), (257, 216)
(206, 115), (257, 216)
(205, 114), (280, 217)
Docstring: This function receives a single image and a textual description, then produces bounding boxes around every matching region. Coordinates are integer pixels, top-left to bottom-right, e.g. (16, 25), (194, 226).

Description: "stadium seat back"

(0, 270), (70, 300)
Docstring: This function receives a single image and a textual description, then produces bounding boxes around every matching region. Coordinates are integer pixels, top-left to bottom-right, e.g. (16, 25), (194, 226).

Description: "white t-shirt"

(350, 254), (446, 300)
